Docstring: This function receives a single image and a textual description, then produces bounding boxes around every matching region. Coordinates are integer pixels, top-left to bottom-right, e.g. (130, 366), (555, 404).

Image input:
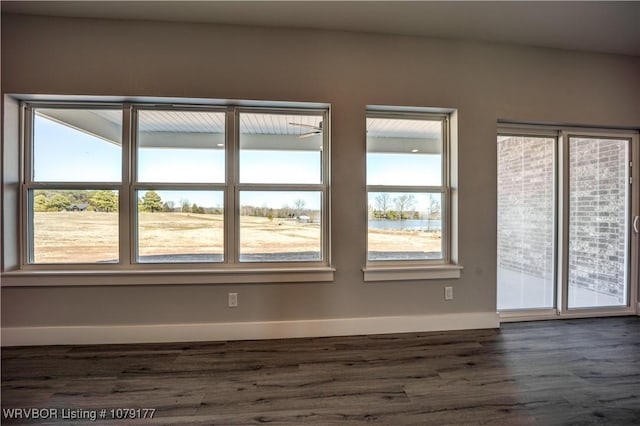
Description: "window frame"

(4, 98), (334, 285)
(363, 108), (461, 281)
(496, 130), (559, 313)
(497, 123), (639, 321)
(233, 107), (330, 267)
(131, 104), (229, 266)
(23, 102), (127, 268)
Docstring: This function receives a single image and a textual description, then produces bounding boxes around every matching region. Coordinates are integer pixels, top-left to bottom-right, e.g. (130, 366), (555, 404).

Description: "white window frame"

(23, 102), (127, 267)
(132, 104), (229, 266)
(2, 97), (334, 286)
(363, 108), (462, 281)
(232, 107), (330, 267)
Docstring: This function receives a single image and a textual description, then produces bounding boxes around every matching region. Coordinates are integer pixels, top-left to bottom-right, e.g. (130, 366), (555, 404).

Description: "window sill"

(0, 267), (336, 287)
(362, 264), (463, 281)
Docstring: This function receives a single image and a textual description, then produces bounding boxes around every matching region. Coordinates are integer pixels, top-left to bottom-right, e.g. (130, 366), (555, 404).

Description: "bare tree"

(375, 193), (391, 219)
(428, 197), (441, 220)
(394, 194), (416, 220)
(293, 198), (306, 216)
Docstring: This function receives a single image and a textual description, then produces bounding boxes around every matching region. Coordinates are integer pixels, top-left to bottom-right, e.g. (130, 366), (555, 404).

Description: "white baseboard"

(1, 312), (499, 347)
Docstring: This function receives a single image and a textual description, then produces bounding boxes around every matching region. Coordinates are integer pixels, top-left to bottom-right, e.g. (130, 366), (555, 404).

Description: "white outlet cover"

(444, 286), (453, 300)
(228, 292), (238, 307)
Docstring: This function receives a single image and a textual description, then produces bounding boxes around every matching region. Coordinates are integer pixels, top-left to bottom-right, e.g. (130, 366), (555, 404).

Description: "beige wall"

(2, 14), (639, 330)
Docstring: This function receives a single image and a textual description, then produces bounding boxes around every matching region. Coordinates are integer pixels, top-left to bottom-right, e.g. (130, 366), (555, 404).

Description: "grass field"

(33, 212), (119, 263)
(32, 212), (441, 263)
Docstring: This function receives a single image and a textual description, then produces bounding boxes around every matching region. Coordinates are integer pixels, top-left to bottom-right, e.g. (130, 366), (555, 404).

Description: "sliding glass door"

(497, 135), (555, 311)
(567, 136), (630, 309)
(498, 128), (637, 317)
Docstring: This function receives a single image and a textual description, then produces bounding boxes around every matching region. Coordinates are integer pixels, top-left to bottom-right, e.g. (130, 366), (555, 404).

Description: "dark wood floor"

(2, 317), (639, 425)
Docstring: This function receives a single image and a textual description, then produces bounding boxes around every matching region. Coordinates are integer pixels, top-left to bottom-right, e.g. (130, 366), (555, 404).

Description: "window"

(135, 109), (226, 263)
(237, 111), (326, 263)
(14, 100), (332, 283)
(28, 107), (123, 264)
(364, 109), (459, 280)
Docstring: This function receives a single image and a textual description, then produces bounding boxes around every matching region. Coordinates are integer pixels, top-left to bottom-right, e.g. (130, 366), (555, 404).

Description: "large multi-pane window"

(23, 103), (329, 269)
(366, 111), (450, 263)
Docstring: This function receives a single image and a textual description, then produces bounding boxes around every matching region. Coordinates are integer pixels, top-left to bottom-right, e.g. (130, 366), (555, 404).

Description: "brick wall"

(569, 138), (628, 304)
(497, 136), (555, 281)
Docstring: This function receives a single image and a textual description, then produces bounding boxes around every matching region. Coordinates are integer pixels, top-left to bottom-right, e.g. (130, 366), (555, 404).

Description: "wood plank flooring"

(2, 317), (639, 425)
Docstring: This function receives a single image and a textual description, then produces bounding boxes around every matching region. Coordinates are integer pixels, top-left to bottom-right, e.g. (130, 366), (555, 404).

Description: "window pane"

(239, 191), (322, 262)
(497, 136), (555, 311)
(568, 137), (629, 308)
(239, 113), (323, 184)
(30, 190), (119, 263)
(367, 192), (442, 261)
(33, 108), (122, 182)
(136, 190), (224, 263)
(137, 110), (225, 183)
(367, 117), (442, 186)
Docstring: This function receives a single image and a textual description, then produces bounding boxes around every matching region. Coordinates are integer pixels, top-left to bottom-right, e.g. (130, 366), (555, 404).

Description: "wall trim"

(1, 312), (499, 346)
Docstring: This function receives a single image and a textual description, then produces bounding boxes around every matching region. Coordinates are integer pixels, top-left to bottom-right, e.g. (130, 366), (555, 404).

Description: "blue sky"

(367, 153), (440, 187)
(34, 115), (441, 211)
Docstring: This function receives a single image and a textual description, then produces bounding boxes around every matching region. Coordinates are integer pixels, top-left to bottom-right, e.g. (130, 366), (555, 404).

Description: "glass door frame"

(496, 127), (559, 319)
(558, 129), (638, 318)
(498, 125), (639, 322)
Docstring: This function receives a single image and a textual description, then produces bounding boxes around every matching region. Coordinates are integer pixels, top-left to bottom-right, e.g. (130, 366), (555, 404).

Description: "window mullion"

(120, 104), (133, 268)
(443, 117), (451, 263)
(367, 185), (445, 193)
(22, 104), (33, 185)
(322, 109), (330, 265)
(227, 108), (238, 265)
(21, 104), (33, 267)
(237, 183), (326, 192)
(558, 131), (570, 313)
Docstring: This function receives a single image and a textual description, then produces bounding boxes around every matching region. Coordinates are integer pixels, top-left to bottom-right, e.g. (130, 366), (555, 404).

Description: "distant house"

(70, 203), (89, 212)
(297, 215), (310, 223)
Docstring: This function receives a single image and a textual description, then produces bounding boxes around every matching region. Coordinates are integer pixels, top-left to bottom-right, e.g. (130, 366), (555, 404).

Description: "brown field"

(138, 212), (224, 258)
(368, 228), (441, 253)
(33, 212), (441, 263)
(34, 211), (119, 263)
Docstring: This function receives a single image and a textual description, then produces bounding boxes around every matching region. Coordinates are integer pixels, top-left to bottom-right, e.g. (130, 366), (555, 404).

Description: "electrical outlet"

(228, 292), (238, 308)
(444, 286), (453, 301)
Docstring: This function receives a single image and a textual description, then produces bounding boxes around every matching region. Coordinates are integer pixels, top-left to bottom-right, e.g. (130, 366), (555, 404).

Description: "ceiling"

(37, 107), (441, 153)
(2, 1), (639, 56)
